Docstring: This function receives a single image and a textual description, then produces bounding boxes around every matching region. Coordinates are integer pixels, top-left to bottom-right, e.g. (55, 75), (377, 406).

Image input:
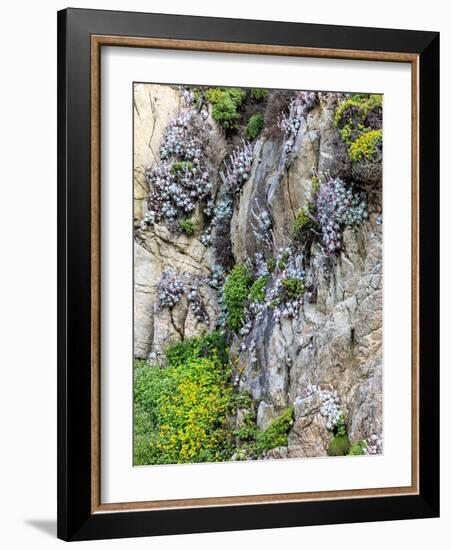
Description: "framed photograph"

(57, 8), (439, 541)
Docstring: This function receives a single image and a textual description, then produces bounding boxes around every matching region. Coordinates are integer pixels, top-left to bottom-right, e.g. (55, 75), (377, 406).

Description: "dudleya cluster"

(199, 195), (234, 248)
(157, 269), (186, 309)
(186, 280), (209, 324)
(304, 384), (342, 431)
(141, 106), (213, 228)
(267, 251), (306, 320)
(316, 178), (368, 254)
(207, 265), (226, 290)
(157, 269), (209, 324)
(159, 112), (202, 161)
(222, 140), (254, 194)
(278, 91), (317, 154)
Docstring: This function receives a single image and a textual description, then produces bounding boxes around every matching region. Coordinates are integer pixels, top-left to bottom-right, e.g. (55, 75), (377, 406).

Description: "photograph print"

(133, 84), (383, 466)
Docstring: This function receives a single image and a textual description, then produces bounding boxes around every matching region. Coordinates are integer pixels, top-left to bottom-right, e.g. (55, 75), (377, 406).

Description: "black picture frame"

(57, 7), (439, 541)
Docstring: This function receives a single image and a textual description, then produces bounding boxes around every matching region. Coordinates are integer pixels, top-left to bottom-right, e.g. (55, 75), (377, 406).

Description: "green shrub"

(232, 393), (258, 443)
(277, 250), (290, 270)
(311, 175), (320, 194)
(204, 87), (246, 130)
(292, 203), (316, 237)
(250, 88), (269, 101)
(245, 113), (264, 140)
(252, 406), (294, 456)
(327, 414), (350, 456)
(327, 433), (351, 456)
(134, 348), (234, 465)
(281, 277), (304, 300)
(349, 441), (366, 456)
(249, 275), (268, 303)
(334, 94), (382, 129)
(223, 265), (252, 332)
(165, 331), (229, 369)
(267, 257), (277, 273)
(179, 218), (196, 236)
(334, 94), (383, 161)
(171, 161), (193, 176)
(348, 129), (382, 162)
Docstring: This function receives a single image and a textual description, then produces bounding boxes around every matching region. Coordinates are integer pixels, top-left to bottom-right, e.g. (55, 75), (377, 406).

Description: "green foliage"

(293, 209), (310, 234)
(311, 175), (320, 194)
(335, 414), (347, 436)
(223, 265), (252, 332)
(134, 343), (234, 465)
(233, 393), (258, 443)
(245, 113), (265, 140)
(334, 94), (383, 163)
(292, 201), (318, 239)
(267, 257), (277, 273)
(165, 331), (229, 369)
(250, 88), (269, 101)
(249, 276), (268, 303)
(204, 87), (246, 130)
(349, 441), (366, 456)
(348, 129), (382, 162)
(171, 161), (193, 176)
(179, 218), (196, 236)
(277, 250), (290, 270)
(327, 433), (351, 456)
(280, 277), (305, 300)
(327, 414), (350, 456)
(334, 94), (382, 128)
(252, 406), (294, 456)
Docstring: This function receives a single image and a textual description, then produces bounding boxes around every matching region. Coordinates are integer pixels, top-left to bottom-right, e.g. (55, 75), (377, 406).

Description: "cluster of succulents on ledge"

(157, 268), (209, 324)
(221, 140), (254, 195)
(157, 269), (186, 309)
(303, 383), (342, 431)
(141, 94), (213, 229)
(316, 177), (368, 253)
(291, 175), (368, 256)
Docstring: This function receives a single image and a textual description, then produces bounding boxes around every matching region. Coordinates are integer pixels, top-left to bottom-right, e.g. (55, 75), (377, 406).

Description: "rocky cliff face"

(134, 85), (383, 459)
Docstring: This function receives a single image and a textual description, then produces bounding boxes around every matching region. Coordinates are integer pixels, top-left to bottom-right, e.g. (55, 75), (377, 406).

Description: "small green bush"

(250, 88), (269, 101)
(249, 276), (268, 303)
(245, 113), (264, 140)
(327, 433), (351, 456)
(311, 175), (320, 194)
(327, 414), (350, 456)
(171, 161), (193, 176)
(252, 406), (294, 456)
(349, 441), (366, 456)
(334, 94), (382, 129)
(223, 265), (252, 332)
(277, 250), (290, 270)
(179, 218), (196, 236)
(165, 331), (229, 369)
(280, 277), (304, 300)
(233, 393), (258, 443)
(334, 94), (383, 162)
(267, 257), (276, 273)
(292, 206), (314, 238)
(348, 129), (382, 162)
(204, 87), (246, 130)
